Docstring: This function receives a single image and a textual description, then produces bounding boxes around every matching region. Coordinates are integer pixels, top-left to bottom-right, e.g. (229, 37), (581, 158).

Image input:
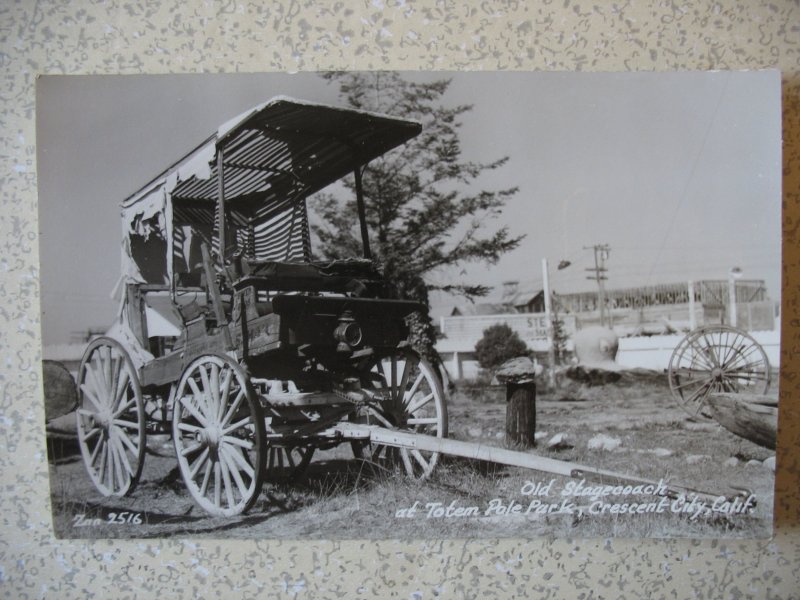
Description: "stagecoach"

(76, 98), (447, 516)
(75, 97), (739, 518)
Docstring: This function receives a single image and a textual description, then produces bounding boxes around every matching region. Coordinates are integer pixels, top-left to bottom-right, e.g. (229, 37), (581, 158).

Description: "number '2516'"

(107, 512), (143, 524)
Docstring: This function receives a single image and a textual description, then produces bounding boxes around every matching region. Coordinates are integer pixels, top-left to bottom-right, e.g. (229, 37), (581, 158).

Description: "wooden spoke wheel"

(352, 350), (448, 479)
(173, 354), (266, 516)
(668, 325), (770, 419)
(76, 337), (146, 497)
(264, 445), (315, 482)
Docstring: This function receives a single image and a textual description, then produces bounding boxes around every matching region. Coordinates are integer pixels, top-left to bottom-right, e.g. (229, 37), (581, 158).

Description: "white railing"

(616, 330), (781, 370)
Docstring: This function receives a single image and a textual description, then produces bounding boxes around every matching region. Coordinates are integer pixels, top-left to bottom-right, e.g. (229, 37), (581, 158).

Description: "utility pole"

(585, 244), (610, 327)
(541, 258), (556, 388)
(728, 267), (742, 328)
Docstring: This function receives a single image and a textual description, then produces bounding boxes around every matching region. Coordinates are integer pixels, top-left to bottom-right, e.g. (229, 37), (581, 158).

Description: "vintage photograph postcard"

(38, 71), (781, 539)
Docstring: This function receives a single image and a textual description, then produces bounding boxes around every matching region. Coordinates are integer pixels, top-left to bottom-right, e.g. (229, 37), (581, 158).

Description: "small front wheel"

(352, 350), (448, 479)
(173, 354), (265, 516)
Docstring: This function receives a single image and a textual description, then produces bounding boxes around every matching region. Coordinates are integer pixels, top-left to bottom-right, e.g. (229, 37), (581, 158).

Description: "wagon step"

(326, 423), (739, 504)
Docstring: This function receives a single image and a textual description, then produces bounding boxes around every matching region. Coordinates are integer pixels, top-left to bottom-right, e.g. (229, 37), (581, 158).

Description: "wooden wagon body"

(76, 98), (448, 516)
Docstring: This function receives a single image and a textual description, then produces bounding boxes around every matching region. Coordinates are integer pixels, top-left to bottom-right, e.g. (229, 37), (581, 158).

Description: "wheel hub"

(94, 410), (112, 430)
(197, 427), (222, 451)
(390, 409), (408, 428)
(372, 400), (404, 428)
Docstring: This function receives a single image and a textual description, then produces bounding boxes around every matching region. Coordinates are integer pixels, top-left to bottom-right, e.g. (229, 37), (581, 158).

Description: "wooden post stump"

(505, 380), (536, 448)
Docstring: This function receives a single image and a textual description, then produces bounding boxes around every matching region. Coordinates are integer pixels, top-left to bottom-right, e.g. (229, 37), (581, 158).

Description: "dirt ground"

(47, 372), (776, 540)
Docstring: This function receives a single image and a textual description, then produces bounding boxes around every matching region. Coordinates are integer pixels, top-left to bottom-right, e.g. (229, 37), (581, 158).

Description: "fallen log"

(706, 393), (778, 450)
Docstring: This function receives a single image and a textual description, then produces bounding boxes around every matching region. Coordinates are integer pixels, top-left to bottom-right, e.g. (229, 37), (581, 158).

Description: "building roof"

(450, 303), (516, 316)
(501, 285), (542, 308)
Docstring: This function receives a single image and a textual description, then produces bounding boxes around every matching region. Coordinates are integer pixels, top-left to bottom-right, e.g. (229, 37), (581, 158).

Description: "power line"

(645, 73), (731, 285)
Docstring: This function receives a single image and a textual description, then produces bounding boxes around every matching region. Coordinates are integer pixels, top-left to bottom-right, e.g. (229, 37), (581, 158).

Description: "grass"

(47, 376), (776, 539)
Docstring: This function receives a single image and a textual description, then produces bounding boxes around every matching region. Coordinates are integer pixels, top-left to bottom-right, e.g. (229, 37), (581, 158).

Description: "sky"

(37, 71), (782, 345)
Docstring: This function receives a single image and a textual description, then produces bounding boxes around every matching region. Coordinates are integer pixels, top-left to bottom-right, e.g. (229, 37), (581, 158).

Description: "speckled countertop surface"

(2, 1), (800, 597)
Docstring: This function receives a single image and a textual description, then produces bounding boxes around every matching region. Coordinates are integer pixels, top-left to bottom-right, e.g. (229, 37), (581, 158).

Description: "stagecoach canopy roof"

(122, 96), (422, 209)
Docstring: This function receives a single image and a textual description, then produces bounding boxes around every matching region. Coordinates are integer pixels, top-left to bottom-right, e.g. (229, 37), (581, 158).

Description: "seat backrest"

(249, 196), (311, 262)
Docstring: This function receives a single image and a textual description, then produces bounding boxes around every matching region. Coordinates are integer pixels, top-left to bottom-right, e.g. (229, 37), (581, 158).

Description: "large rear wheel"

(76, 337), (146, 496)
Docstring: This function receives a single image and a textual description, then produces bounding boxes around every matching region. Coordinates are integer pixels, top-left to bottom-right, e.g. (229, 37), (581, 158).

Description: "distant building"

(449, 303), (516, 317)
(437, 278), (778, 380)
(476, 278), (775, 332)
(498, 280), (544, 314)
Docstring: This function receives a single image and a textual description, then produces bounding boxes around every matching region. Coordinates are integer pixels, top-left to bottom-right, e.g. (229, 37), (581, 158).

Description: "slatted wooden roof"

(135, 97), (421, 207)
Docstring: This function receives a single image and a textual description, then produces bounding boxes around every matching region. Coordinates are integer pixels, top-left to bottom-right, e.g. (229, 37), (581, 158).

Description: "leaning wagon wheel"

(76, 337), (146, 497)
(668, 325), (770, 419)
(264, 445), (315, 482)
(173, 354), (266, 516)
(352, 349), (448, 479)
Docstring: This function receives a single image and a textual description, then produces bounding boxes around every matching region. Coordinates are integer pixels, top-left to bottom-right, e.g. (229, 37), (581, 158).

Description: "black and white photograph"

(38, 70), (781, 539)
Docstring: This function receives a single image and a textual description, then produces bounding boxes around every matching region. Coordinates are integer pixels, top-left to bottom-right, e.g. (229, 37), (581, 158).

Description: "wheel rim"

(264, 445), (315, 482)
(76, 337), (145, 497)
(173, 355), (265, 516)
(668, 325), (770, 419)
(354, 351), (448, 479)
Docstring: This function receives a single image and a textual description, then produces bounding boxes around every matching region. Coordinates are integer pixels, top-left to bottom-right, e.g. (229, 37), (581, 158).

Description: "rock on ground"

(587, 434), (622, 452)
(643, 448), (673, 457)
(686, 454), (711, 465)
(546, 433), (571, 449)
(763, 456), (776, 471)
(723, 457), (740, 467)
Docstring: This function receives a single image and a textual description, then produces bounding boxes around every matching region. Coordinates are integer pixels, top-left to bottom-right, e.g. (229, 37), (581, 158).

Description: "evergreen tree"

(312, 73), (523, 359)
(475, 324), (529, 370)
